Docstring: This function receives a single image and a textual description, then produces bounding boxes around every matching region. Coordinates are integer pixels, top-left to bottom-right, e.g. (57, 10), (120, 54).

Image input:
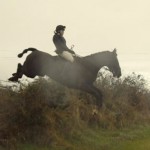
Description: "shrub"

(0, 73), (150, 148)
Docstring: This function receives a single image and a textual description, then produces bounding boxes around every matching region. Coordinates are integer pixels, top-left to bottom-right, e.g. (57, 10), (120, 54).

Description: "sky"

(0, 0), (150, 83)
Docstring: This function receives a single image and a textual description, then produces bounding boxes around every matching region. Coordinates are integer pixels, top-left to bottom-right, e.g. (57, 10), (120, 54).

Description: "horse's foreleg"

(80, 84), (103, 107)
(91, 85), (103, 107)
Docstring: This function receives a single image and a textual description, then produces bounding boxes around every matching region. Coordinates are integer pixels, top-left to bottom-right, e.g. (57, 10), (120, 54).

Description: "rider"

(53, 25), (75, 62)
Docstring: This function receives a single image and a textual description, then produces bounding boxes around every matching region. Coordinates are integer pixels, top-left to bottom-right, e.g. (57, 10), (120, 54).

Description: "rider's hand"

(71, 50), (75, 54)
(68, 49), (75, 54)
(71, 44), (74, 50)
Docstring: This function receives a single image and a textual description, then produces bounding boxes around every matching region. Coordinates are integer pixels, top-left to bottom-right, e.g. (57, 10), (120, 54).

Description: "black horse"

(9, 48), (121, 107)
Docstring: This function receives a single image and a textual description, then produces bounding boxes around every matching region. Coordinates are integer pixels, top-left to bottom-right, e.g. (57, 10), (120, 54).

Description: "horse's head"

(82, 49), (121, 78)
(107, 49), (121, 78)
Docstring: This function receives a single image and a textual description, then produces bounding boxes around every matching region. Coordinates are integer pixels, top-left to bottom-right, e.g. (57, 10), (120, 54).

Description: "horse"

(8, 48), (121, 107)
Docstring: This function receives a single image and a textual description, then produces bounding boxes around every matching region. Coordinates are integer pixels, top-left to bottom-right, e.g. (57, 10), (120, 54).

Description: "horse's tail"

(18, 48), (37, 58)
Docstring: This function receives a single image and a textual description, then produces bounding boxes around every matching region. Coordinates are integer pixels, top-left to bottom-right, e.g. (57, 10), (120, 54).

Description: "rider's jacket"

(53, 34), (75, 54)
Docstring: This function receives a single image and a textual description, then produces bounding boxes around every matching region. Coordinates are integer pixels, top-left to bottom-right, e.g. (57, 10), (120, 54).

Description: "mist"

(0, 0), (150, 84)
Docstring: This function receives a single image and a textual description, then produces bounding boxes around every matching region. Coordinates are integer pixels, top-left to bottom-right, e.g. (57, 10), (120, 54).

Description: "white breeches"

(59, 51), (75, 62)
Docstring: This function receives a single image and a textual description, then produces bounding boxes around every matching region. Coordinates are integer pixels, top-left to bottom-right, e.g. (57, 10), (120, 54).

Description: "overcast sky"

(0, 0), (150, 81)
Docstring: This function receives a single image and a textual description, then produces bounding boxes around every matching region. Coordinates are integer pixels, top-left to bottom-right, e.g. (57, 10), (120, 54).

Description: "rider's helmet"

(55, 25), (66, 33)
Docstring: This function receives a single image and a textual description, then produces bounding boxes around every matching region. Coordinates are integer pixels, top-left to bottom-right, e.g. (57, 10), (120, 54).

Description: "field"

(0, 73), (150, 150)
(14, 126), (150, 150)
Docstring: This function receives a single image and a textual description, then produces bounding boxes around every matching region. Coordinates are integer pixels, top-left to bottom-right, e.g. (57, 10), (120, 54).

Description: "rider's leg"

(59, 51), (74, 78)
(60, 51), (74, 62)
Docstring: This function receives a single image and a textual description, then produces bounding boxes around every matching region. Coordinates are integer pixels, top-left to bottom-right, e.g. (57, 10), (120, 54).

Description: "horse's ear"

(113, 48), (117, 55)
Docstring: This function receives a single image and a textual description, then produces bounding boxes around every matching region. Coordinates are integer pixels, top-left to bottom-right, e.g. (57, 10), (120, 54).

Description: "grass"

(15, 125), (150, 150)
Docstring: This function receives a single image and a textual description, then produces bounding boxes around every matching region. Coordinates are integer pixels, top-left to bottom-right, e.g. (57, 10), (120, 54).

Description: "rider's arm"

(53, 35), (69, 50)
(53, 35), (75, 54)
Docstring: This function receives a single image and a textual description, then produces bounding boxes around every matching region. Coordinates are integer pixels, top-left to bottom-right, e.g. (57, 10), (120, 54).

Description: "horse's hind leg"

(8, 63), (23, 82)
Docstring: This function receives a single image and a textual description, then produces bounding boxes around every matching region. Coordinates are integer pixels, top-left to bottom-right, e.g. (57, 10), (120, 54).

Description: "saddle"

(53, 54), (81, 63)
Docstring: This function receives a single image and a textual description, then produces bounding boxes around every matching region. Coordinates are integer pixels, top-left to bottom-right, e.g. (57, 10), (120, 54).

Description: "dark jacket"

(53, 34), (75, 54)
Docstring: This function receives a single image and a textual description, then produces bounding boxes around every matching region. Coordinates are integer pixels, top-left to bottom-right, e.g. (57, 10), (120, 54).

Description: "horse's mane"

(83, 51), (111, 60)
(84, 51), (110, 57)
(49, 51), (112, 64)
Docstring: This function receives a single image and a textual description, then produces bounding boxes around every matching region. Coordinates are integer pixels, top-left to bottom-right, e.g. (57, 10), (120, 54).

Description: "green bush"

(0, 74), (149, 148)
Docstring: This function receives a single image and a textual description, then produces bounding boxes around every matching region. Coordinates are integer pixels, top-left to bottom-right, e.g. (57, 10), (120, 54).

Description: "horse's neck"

(83, 52), (110, 70)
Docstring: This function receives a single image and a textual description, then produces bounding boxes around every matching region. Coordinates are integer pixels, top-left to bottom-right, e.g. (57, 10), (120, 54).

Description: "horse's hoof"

(8, 76), (18, 82)
(92, 108), (98, 115)
(12, 73), (17, 76)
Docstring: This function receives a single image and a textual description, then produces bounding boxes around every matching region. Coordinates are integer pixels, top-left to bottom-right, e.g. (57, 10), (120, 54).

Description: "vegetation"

(0, 73), (150, 150)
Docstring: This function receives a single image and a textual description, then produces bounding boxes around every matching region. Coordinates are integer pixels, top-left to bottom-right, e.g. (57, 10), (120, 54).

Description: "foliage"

(0, 73), (150, 149)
